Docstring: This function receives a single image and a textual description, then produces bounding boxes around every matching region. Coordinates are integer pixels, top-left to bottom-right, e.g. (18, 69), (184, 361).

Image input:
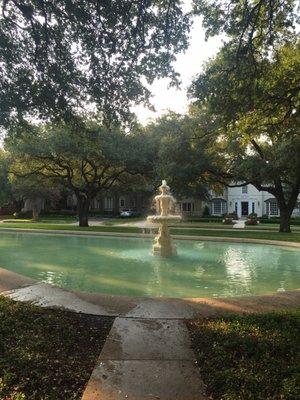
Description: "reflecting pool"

(0, 232), (299, 298)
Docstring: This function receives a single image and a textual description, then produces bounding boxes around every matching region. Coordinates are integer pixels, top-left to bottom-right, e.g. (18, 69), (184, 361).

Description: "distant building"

(19, 184), (300, 219)
(66, 190), (152, 216)
(208, 184), (300, 218)
(176, 198), (203, 218)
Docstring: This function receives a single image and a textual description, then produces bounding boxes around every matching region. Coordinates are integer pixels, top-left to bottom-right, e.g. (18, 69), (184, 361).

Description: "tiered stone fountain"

(147, 180), (181, 257)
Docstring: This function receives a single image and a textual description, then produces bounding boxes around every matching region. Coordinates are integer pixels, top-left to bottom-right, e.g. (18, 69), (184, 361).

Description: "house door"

(241, 201), (249, 216)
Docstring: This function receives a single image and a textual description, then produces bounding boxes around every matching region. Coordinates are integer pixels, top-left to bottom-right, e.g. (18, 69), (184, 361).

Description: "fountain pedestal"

(147, 215), (181, 257)
(147, 180), (181, 257)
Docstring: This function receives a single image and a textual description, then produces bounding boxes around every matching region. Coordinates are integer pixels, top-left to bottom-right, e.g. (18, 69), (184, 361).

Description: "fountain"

(147, 180), (181, 257)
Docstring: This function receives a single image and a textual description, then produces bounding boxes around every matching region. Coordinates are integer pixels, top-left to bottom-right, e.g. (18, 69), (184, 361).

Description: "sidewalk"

(82, 317), (207, 400)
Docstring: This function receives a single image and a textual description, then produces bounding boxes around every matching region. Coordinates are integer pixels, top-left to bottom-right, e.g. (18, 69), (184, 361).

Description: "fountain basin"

(0, 231), (299, 298)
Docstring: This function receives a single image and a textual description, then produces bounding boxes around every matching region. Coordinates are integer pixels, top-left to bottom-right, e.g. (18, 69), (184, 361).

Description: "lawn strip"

(187, 310), (300, 400)
(0, 223), (300, 242)
(170, 227), (300, 242)
(0, 296), (113, 400)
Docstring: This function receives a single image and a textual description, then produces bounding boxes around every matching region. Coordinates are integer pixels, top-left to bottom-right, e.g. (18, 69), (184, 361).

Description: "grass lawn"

(247, 223), (300, 231)
(171, 221), (300, 231)
(170, 222), (234, 229)
(1, 215), (77, 224)
(170, 227), (300, 242)
(0, 296), (113, 400)
(0, 222), (300, 242)
(102, 216), (145, 225)
(188, 310), (300, 400)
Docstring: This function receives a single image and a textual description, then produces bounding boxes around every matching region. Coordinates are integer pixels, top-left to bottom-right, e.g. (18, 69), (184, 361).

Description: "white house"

(209, 184), (300, 218)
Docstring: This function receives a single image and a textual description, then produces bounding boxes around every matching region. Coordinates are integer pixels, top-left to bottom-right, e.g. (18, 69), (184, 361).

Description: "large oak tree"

(0, 0), (190, 129)
(6, 121), (153, 226)
(188, 0), (300, 232)
(189, 41), (300, 232)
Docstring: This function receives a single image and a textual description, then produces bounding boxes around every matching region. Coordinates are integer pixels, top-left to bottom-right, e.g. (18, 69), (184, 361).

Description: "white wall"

(226, 185), (272, 217)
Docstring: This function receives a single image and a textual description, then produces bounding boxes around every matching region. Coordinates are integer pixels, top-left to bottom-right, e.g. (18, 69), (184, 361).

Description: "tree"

(9, 174), (61, 220)
(0, 149), (13, 206)
(0, 0), (190, 129)
(6, 121), (153, 226)
(189, 0), (300, 232)
(194, 0), (298, 57)
(143, 112), (213, 200)
(189, 40), (300, 232)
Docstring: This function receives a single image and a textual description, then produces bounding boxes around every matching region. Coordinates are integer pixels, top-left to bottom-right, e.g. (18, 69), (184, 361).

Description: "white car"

(120, 209), (140, 217)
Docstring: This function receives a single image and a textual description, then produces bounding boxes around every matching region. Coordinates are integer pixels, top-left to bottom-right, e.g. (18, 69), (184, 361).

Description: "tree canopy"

(0, 0), (190, 129)
(143, 112), (214, 199)
(189, 37), (300, 231)
(194, 0), (298, 55)
(6, 121), (154, 225)
(0, 149), (12, 206)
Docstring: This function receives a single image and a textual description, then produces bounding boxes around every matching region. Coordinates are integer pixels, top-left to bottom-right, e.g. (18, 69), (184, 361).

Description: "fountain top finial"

(159, 180), (169, 192)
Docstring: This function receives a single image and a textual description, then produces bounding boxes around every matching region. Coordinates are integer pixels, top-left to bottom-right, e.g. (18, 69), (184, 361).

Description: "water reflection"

(0, 232), (299, 298)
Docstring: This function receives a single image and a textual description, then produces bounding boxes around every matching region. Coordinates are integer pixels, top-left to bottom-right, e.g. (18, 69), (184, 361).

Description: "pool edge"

(0, 227), (300, 248)
(1, 269), (299, 320)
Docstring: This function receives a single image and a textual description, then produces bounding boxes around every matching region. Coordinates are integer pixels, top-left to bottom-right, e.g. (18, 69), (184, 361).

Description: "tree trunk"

(32, 206), (40, 221)
(32, 199), (42, 221)
(279, 207), (293, 233)
(77, 196), (90, 227)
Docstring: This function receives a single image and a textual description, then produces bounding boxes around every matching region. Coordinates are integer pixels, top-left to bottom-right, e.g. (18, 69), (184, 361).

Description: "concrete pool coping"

(0, 226), (300, 248)
(1, 268), (299, 319)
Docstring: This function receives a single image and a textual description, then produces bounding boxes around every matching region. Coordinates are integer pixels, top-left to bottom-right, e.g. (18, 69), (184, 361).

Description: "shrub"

(40, 209), (77, 216)
(259, 216), (300, 225)
(245, 219), (258, 225)
(202, 205), (210, 217)
(222, 214), (235, 225)
(248, 212), (257, 219)
(186, 216), (223, 223)
(246, 212), (258, 225)
(13, 211), (33, 219)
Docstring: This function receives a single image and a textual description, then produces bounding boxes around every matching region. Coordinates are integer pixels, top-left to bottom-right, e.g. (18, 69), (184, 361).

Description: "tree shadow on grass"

(0, 296), (113, 400)
(187, 310), (300, 400)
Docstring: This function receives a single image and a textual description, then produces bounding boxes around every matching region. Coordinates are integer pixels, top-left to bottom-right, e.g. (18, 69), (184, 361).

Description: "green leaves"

(0, 0), (190, 129)
(6, 120), (153, 197)
(193, 0), (298, 54)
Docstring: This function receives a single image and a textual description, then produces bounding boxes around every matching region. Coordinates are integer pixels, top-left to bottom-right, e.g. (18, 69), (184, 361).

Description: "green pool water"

(0, 232), (299, 298)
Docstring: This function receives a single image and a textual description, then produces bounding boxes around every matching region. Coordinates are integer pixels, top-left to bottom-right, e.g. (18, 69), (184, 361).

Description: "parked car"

(120, 209), (140, 217)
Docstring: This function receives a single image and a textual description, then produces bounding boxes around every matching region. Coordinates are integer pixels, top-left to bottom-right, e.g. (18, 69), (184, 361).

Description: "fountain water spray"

(147, 180), (181, 257)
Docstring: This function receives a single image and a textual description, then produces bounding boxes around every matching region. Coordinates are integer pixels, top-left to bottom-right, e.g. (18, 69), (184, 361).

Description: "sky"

(132, 14), (223, 124)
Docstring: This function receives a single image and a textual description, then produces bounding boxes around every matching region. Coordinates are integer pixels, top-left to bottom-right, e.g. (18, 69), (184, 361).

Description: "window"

(293, 202), (300, 216)
(242, 185), (248, 194)
(104, 197), (113, 210)
(212, 200), (221, 215)
(212, 199), (227, 215)
(182, 202), (194, 212)
(119, 198), (125, 207)
(252, 202), (255, 213)
(269, 200), (278, 216)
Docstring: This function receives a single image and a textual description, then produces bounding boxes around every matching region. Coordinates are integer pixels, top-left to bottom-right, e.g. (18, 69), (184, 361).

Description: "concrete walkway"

(82, 317), (207, 400)
(233, 219), (246, 229)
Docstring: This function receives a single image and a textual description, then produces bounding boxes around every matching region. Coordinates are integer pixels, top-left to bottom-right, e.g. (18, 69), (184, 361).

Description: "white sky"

(132, 15), (224, 124)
